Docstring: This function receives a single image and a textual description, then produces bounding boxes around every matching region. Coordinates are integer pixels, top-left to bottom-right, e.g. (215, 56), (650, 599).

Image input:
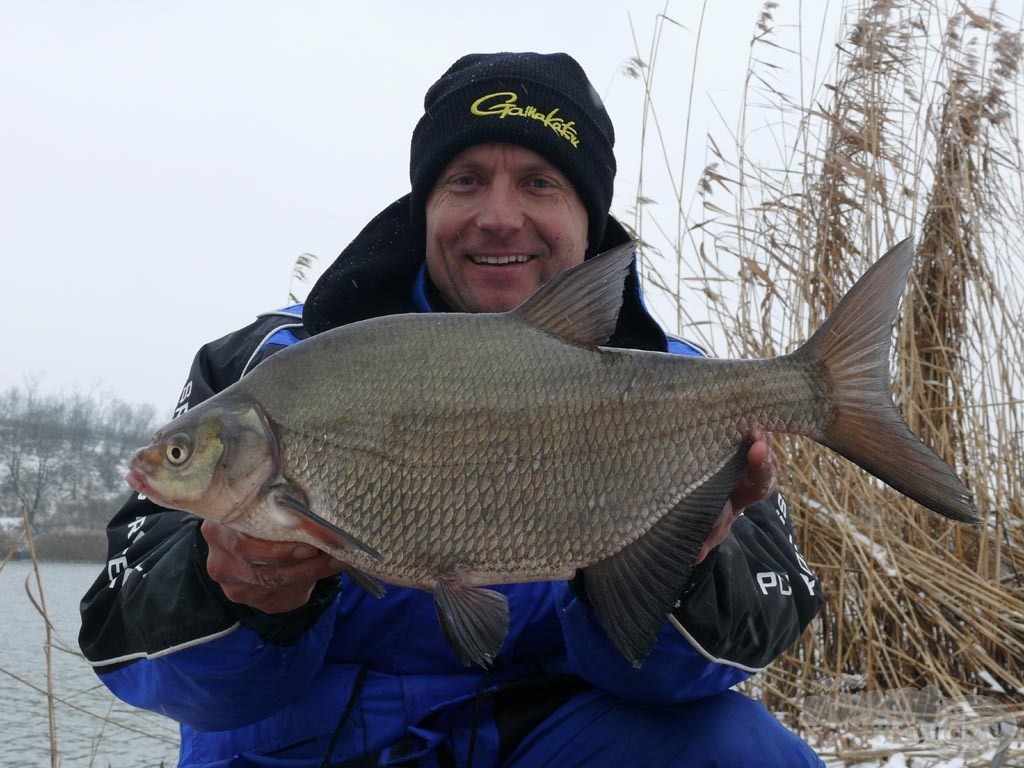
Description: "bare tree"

(0, 383), (158, 530)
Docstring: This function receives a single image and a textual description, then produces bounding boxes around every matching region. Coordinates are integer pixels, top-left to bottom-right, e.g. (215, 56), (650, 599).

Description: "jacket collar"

(303, 194), (667, 352)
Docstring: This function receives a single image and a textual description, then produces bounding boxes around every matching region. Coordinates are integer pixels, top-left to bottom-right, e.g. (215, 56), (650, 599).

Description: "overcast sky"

(2, 0), (840, 413)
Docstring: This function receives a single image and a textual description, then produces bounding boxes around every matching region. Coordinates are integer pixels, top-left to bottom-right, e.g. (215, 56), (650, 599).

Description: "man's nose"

(474, 183), (524, 235)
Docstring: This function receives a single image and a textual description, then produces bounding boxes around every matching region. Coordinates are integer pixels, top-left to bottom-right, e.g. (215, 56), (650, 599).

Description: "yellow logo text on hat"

(470, 92), (579, 148)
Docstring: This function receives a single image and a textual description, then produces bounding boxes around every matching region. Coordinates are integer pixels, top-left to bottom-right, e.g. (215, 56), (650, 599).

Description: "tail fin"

(797, 238), (980, 524)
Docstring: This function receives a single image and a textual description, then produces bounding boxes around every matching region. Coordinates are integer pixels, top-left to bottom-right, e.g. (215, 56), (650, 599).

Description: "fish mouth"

(467, 253), (535, 266)
(125, 467), (151, 496)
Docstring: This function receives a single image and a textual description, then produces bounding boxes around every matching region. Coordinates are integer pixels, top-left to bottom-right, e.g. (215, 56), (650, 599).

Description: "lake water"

(0, 560), (180, 767)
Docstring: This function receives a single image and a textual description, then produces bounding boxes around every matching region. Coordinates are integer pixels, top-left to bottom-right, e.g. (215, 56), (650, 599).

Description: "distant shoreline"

(1, 529), (108, 563)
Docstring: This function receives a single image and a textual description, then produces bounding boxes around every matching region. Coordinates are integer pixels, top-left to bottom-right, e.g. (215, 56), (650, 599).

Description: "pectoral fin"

(272, 488), (384, 562)
(342, 567), (386, 599)
(583, 449), (747, 666)
(432, 579), (510, 668)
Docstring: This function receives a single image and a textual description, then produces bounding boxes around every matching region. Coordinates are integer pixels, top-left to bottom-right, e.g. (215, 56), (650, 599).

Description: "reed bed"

(629, 0), (1024, 762)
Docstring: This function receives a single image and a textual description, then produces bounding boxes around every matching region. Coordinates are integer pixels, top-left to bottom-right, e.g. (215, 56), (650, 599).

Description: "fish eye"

(165, 433), (193, 466)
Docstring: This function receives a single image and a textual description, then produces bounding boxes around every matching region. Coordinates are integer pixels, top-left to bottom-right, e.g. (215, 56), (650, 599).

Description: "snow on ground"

(812, 732), (1021, 767)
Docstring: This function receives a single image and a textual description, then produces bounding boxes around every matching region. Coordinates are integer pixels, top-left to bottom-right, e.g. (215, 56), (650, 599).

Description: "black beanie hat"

(410, 52), (616, 251)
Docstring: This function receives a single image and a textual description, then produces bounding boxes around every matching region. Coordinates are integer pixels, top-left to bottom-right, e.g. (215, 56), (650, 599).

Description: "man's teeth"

(470, 254), (532, 265)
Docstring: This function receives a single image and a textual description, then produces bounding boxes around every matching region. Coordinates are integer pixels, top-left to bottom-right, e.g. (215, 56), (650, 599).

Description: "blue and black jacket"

(79, 198), (823, 766)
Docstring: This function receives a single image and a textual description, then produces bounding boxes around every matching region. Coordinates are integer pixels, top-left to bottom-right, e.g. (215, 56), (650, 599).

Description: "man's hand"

(695, 429), (778, 565)
(201, 520), (346, 614)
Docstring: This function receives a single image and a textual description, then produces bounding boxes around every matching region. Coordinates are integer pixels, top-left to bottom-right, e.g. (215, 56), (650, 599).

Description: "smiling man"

(80, 52), (825, 767)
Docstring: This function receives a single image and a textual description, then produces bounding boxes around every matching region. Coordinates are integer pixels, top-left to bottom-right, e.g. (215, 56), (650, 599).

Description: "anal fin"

(583, 449), (748, 666)
(432, 579), (510, 668)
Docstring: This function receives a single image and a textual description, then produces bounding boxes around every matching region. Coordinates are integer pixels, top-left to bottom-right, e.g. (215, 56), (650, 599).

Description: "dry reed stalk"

(0, 663), (178, 747)
(0, 527), (27, 574)
(0, 517), (179, 763)
(628, 0), (1024, 760)
(22, 508), (58, 767)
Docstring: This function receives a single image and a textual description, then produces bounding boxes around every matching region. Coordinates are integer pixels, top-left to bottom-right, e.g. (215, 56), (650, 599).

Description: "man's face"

(424, 142), (590, 313)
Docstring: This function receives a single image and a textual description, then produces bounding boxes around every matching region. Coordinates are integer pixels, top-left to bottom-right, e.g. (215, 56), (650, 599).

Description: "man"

(80, 52), (824, 767)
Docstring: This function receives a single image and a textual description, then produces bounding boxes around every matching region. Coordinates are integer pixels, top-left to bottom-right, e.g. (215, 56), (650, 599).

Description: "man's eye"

(529, 177), (555, 189)
(451, 175), (478, 186)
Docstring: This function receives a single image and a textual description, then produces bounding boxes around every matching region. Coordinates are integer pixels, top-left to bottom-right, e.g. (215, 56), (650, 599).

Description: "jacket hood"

(302, 194), (667, 352)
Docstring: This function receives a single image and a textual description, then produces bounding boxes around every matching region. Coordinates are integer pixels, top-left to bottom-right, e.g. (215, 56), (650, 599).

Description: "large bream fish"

(127, 239), (978, 667)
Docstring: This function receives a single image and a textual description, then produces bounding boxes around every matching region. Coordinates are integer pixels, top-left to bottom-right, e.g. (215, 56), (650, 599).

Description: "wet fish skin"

(126, 239), (978, 668)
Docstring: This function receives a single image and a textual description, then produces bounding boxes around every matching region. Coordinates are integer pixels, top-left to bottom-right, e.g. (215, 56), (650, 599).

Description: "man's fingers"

(246, 553), (346, 589)
(202, 520), (321, 567)
(696, 431), (780, 565)
(695, 500), (738, 564)
(199, 519), (346, 613)
(729, 432), (778, 513)
(747, 433), (771, 469)
(206, 541), (344, 588)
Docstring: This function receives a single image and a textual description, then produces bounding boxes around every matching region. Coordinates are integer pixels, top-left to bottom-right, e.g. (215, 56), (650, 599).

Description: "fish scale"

(127, 239), (978, 668)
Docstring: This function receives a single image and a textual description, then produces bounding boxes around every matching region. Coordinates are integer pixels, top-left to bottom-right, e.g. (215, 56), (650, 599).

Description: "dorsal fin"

(511, 241), (636, 347)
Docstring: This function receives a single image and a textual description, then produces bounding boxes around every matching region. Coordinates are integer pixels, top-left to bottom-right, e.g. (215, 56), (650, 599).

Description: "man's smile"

(467, 253), (536, 265)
